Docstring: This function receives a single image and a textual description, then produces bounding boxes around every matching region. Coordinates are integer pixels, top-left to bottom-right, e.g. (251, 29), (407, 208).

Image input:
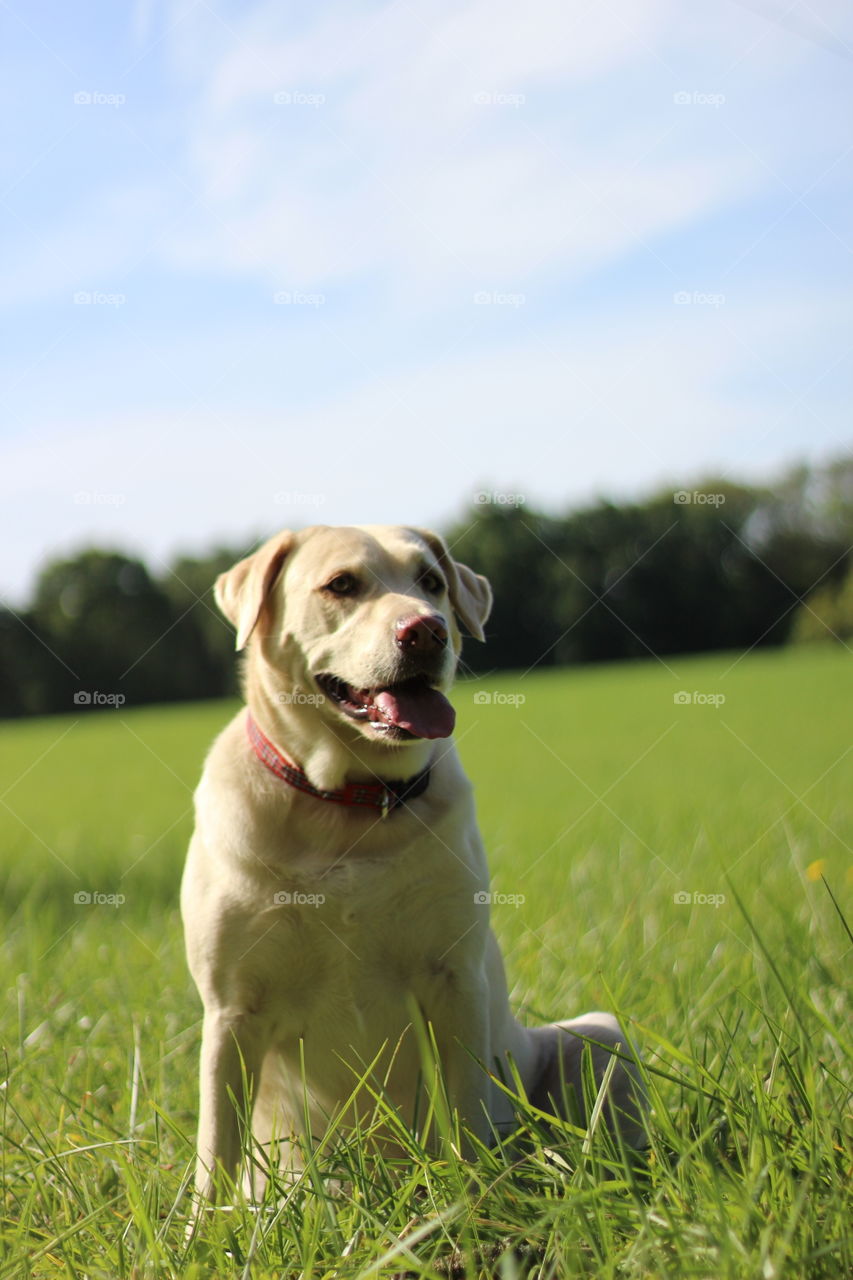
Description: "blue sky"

(1, 0), (851, 601)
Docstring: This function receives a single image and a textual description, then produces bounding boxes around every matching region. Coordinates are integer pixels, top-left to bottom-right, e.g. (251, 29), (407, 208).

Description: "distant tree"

(157, 543), (263, 699)
(550, 484), (769, 661)
(0, 608), (58, 716)
(28, 550), (192, 712)
(448, 485), (767, 669)
(791, 569), (853, 644)
(818, 455), (853, 539)
(2, 456), (850, 717)
(448, 462), (852, 670)
(445, 505), (566, 672)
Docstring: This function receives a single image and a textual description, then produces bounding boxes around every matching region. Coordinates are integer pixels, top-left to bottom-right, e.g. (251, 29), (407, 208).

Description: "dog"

(181, 523), (645, 1201)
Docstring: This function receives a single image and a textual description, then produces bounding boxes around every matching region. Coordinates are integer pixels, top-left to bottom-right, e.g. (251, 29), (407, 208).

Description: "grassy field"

(0, 646), (850, 1278)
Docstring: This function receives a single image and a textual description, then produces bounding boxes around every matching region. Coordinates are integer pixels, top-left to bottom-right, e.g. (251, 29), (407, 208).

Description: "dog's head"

(215, 525), (491, 763)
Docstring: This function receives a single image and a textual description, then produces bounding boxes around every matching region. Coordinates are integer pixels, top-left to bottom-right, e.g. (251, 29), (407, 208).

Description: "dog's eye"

(418, 572), (445, 595)
(323, 573), (360, 597)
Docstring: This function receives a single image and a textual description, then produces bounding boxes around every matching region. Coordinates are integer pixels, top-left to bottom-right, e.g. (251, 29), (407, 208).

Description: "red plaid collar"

(245, 713), (431, 818)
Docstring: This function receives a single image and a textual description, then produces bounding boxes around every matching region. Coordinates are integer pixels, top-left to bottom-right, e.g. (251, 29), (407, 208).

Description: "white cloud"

(1, 0), (849, 605)
(159, 0), (764, 293)
(4, 0), (842, 307)
(0, 183), (175, 308)
(2, 290), (845, 600)
(730, 0), (853, 62)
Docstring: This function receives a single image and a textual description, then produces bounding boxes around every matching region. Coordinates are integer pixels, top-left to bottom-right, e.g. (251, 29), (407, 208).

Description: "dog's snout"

(394, 613), (448, 652)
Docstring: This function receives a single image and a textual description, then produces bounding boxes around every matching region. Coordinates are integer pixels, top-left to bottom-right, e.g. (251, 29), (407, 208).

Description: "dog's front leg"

(194, 1008), (266, 1203)
(428, 978), (493, 1152)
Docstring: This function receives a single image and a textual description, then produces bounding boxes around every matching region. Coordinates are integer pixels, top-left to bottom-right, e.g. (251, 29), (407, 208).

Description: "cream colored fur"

(181, 524), (644, 1203)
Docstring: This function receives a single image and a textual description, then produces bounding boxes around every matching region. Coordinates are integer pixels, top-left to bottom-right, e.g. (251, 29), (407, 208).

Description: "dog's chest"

(242, 843), (481, 1031)
(272, 850), (468, 958)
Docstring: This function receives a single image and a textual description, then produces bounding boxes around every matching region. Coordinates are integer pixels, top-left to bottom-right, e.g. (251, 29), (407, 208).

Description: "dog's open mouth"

(316, 674), (456, 740)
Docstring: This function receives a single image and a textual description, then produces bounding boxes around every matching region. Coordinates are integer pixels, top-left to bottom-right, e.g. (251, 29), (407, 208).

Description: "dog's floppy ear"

(410, 528), (493, 642)
(215, 530), (295, 650)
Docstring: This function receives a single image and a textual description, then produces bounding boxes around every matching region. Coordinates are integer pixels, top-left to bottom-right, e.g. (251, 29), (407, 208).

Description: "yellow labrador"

(181, 524), (645, 1201)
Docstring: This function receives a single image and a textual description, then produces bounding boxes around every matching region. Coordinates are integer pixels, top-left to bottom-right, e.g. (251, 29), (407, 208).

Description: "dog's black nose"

(395, 614), (448, 651)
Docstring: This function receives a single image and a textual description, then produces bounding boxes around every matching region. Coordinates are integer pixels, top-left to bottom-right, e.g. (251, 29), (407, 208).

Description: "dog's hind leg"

(525, 1012), (648, 1147)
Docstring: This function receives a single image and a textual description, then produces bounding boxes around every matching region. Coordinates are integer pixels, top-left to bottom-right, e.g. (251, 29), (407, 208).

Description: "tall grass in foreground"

(0, 647), (850, 1277)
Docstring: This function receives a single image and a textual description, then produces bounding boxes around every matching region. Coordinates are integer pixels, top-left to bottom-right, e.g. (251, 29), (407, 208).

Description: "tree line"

(1, 456), (851, 718)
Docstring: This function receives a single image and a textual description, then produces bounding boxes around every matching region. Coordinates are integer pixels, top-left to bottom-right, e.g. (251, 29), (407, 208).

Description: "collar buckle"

(246, 713), (431, 816)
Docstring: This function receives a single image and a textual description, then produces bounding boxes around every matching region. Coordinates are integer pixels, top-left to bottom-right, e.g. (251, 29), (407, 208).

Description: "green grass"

(1, 646), (850, 1278)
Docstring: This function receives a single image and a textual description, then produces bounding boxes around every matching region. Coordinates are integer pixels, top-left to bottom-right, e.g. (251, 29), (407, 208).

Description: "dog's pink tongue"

(374, 686), (456, 739)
